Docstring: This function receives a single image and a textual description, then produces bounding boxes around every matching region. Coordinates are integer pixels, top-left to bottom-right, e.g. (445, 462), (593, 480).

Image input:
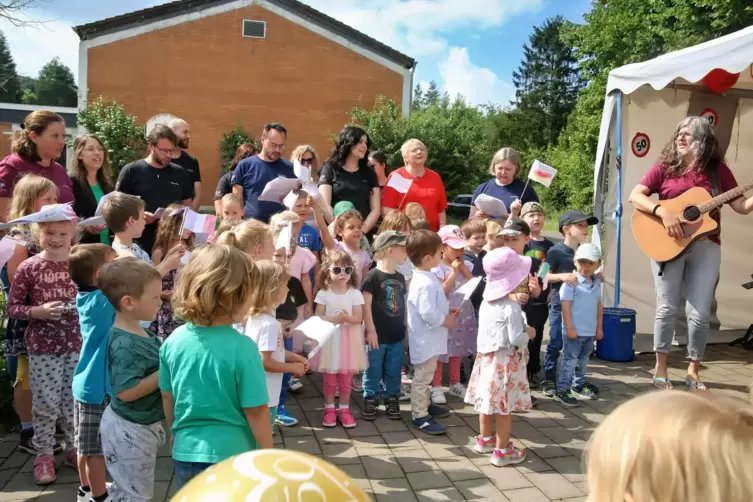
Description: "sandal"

(685, 378), (709, 392)
(652, 377), (673, 389)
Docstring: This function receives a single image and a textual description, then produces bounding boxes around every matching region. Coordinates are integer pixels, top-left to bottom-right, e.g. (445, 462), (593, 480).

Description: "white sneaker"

(399, 385), (411, 401)
(431, 386), (447, 404)
(448, 383), (467, 399)
(289, 378), (303, 392)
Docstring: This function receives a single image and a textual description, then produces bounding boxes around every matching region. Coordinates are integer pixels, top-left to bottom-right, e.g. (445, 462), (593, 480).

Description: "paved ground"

(0, 343), (751, 501)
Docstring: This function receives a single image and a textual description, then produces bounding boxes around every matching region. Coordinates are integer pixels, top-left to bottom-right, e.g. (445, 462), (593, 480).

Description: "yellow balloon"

(173, 449), (373, 501)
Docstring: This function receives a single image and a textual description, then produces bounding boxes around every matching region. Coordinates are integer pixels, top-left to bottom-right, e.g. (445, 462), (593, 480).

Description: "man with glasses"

(115, 124), (193, 253)
(232, 123), (295, 222)
(169, 118), (202, 211)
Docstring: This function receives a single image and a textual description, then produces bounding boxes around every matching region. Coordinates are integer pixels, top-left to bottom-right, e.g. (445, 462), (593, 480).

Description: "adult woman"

(70, 134), (113, 244)
(318, 126), (380, 234)
(469, 147), (538, 219)
(215, 143), (256, 215)
(0, 110), (73, 220)
(291, 144), (333, 223)
(629, 116), (753, 391)
(369, 151), (390, 188)
(382, 139), (448, 231)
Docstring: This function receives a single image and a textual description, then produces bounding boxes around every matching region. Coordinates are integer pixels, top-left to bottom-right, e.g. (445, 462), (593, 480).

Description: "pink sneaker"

(64, 448), (78, 471)
(337, 407), (357, 429)
(323, 407), (337, 428)
(474, 436), (495, 454)
(491, 446), (526, 467)
(33, 455), (56, 485)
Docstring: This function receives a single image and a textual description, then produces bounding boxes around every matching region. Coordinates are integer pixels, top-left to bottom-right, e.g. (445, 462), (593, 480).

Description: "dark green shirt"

(108, 327), (164, 424)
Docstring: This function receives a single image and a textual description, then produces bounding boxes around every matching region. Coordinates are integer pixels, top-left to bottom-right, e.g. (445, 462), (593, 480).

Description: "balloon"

(173, 449), (373, 501)
(702, 68), (739, 93)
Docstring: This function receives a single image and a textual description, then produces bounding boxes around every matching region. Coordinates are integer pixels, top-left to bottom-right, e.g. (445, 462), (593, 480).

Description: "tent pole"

(614, 91), (623, 307)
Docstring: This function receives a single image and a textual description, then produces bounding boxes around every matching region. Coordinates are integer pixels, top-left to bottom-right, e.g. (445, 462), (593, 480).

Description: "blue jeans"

(363, 341), (403, 399)
(174, 460), (214, 489)
(278, 336), (294, 411)
(543, 305), (563, 381)
(557, 337), (594, 391)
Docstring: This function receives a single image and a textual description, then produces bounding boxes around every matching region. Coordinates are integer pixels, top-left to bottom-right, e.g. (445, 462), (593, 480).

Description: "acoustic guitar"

(632, 180), (753, 262)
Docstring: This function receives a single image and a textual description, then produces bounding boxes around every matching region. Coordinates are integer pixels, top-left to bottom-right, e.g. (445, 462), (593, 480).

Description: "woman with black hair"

(369, 151), (390, 189)
(318, 126), (381, 235)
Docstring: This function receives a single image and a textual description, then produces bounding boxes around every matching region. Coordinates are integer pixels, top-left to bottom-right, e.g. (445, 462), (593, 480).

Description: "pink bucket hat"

(437, 225), (469, 249)
(482, 247), (532, 302)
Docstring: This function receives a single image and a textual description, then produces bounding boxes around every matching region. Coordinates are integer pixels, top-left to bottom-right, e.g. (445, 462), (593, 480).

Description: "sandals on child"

(652, 376), (673, 390)
(685, 377), (709, 392)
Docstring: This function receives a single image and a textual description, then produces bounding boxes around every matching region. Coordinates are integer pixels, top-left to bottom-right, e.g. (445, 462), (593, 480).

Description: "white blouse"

(477, 298), (529, 354)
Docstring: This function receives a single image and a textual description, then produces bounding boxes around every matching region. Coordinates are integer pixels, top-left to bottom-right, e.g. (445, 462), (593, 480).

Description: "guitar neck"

(698, 179), (753, 213)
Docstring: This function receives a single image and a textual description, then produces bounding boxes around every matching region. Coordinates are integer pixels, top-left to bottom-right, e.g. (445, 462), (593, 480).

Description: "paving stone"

(154, 456), (175, 482)
(0, 475), (44, 501)
(1, 452), (28, 471)
(433, 457), (485, 481)
(283, 436), (321, 455)
(418, 436), (464, 459)
(382, 431), (422, 451)
(346, 421), (381, 437)
(374, 417), (409, 433)
(339, 462), (369, 482)
(538, 426), (580, 445)
(321, 443), (362, 465)
(524, 471), (584, 499)
(362, 455), (405, 480)
(544, 455), (585, 483)
(519, 438), (571, 459)
(503, 487), (551, 502)
(0, 469), (14, 491)
(352, 435), (389, 456)
(0, 443), (17, 460)
(393, 449), (437, 473)
(479, 465), (533, 491)
(455, 477), (509, 501)
(314, 427), (351, 444)
(406, 470), (452, 491)
(415, 486), (465, 501)
(514, 450), (555, 474)
(370, 478), (418, 502)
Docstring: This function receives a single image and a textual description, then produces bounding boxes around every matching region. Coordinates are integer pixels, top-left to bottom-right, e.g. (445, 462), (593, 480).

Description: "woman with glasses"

(469, 147), (539, 220)
(368, 151), (390, 189)
(69, 134), (113, 244)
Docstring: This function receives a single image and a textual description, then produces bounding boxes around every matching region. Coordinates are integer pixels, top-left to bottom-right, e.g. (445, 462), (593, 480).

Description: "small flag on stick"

(528, 160), (557, 188)
(181, 208), (217, 235)
(386, 173), (413, 194)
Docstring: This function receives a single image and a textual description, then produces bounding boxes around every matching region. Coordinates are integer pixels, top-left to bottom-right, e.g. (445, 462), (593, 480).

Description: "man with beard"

(169, 118), (202, 210)
(232, 123), (295, 222)
(115, 124), (193, 253)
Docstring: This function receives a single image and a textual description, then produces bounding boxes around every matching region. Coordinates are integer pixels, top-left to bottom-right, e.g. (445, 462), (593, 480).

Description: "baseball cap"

(333, 200), (356, 217)
(482, 247), (532, 302)
(437, 225), (469, 249)
(574, 243), (601, 262)
(520, 201), (544, 217)
(497, 218), (530, 237)
(373, 231), (407, 253)
(558, 210), (599, 233)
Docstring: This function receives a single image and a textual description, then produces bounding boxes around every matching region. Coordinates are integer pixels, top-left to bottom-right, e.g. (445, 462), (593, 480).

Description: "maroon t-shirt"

(639, 161), (739, 245)
(0, 153), (74, 204)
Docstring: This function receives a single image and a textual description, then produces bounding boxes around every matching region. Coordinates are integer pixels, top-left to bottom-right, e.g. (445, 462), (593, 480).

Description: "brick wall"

(0, 123), (12, 160)
(85, 4), (405, 204)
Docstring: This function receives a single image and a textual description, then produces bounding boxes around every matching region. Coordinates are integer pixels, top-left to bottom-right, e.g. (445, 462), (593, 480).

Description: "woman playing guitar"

(629, 116), (753, 391)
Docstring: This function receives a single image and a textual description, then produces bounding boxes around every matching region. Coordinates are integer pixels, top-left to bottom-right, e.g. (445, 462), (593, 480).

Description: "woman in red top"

(381, 139), (448, 231)
(629, 116), (753, 391)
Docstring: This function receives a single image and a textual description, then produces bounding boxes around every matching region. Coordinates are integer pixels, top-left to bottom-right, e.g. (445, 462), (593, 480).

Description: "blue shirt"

(231, 156), (295, 222)
(560, 273), (601, 338)
(545, 243), (575, 307)
(297, 224), (321, 253)
(471, 178), (538, 212)
(72, 289), (115, 404)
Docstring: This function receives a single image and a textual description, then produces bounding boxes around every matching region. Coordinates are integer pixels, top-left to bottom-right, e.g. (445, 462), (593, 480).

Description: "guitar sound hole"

(683, 206), (701, 222)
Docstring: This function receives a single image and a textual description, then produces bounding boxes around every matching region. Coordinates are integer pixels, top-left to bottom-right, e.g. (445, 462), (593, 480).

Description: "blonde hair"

(489, 147), (521, 176)
(400, 138), (426, 161)
(7, 173), (57, 222)
(462, 218), (487, 238)
(215, 219), (272, 256)
(586, 391), (753, 502)
(69, 134), (113, 193)
(173, 245), (259, 325)
(246, 260), (289, 316)
(269, 210), (299, 250)
(486, 219), (501, 236)
(379, 211), (411, 233)
(402, 202), (425, 222)
(290, 144), (321, 179)
(318, 249), (358, 289)
(221, 193), (243, 209)
(98, 257), (161, 312)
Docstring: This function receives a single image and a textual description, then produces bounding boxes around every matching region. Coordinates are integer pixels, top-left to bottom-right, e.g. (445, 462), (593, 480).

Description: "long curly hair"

(323, 126), (371, 171)
(658, 116), (723, 175)
(152, 204), (194, 259)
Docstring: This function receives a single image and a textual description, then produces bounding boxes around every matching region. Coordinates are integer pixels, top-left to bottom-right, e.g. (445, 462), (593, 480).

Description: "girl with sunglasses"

(309, 249), (367, 429)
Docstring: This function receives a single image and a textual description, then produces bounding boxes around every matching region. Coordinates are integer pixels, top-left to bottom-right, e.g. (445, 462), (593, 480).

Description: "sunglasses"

(330, 266), (354, 275)
(300, 158), (314, 165)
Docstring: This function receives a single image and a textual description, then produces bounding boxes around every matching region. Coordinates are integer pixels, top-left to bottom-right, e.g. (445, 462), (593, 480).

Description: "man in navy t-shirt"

(232, 123), (295, 222)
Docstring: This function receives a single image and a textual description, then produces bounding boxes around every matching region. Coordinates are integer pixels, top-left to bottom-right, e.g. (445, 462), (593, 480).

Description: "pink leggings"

(433, 357), (461, 387)
(322, 372), (353, 404)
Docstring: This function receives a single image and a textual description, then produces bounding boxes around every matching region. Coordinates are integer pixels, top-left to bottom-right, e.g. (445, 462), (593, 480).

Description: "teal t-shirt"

(90, 183), (109, 245)
(108, 327), (164, 424)
(159, 323), (269, 464)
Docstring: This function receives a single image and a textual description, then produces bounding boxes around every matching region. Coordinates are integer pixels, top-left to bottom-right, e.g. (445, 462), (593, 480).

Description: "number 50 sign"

(631, 132), (650, 158)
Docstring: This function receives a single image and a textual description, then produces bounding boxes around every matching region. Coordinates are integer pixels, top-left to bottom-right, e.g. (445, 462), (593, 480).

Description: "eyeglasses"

(83, 146), (105, 153)
(330, 266), (354, 275)
(153, 146), (175, 156)
(300, 158), (314, 165)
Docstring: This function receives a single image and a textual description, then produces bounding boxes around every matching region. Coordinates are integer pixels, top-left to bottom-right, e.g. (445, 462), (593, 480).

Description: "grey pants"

(651, 239), (721, 360)
(29, 353), (78, 456)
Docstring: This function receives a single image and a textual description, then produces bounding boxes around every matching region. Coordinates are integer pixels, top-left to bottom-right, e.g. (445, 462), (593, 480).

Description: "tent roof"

(607, 25), (753, 95)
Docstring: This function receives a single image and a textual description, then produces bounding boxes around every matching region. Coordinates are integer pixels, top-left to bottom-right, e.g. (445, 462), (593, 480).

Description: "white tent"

(592, 25), (753, 346)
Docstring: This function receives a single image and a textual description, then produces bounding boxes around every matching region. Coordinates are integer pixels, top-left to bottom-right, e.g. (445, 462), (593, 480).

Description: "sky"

(1, 0), (592, 107)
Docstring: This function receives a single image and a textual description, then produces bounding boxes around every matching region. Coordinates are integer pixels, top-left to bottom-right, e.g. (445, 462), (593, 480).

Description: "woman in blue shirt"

(469, 148), (539, 219)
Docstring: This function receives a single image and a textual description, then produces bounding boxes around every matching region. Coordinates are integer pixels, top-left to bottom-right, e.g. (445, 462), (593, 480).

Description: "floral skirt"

(464, 347), (531, 416)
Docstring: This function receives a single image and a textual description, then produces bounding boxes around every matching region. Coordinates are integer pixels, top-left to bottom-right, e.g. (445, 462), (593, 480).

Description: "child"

(242, 260), (308, 428)
(220, 193), (243, 225)
(270, 210), (315, 316)
(291, 190), (322, 284)
(69, 244), (117, 502)
(7, 205), (81, 484)
(554, 243), (603, 407)
(585, 391), (753, 502)
(310, 249), (367, 428)
(362, 231), (408, 421)
(465, 247), (535, 467)
(431, 226), (478, 404)
(406, 230), (457, 435)
(98, 258), (164, 501)
(521, 202), (554, 262)
(412, 220), (431, 231)
(159, 246), (273, 489)
(403, 202), (426, 225)
(215, 219), (275, 260)
(314, 205), (371, 286)
(462, 218), (487, 272)
(469, 219), (504, 320)
(327, 201), (370, 252)
(542, 210), (598, 397)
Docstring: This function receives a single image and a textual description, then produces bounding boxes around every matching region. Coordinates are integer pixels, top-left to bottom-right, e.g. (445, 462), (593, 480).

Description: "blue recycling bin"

(596, 307), (636, 362)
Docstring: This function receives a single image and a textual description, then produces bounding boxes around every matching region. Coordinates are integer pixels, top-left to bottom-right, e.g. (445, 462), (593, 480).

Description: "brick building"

(74, 0), (416, 204)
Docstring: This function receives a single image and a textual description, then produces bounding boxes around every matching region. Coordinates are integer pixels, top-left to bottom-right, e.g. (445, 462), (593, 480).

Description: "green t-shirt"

(90, 183), (109, 245)
(108, 327), (164, 424)
(159, 323), (268, 464)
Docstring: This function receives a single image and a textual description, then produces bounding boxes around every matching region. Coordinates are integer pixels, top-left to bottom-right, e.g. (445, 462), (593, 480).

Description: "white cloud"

(0, 17), (79, 80)
(439, 47), (514, 106)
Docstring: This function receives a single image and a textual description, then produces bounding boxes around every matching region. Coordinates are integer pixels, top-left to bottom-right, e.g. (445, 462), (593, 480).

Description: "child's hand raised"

(306, 196), (318, 211)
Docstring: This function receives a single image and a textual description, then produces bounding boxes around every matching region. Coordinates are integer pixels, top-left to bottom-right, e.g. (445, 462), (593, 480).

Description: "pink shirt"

(288, 247), (316, 281)
(335, 241), (371, 283)
(0, 154), (74, 203)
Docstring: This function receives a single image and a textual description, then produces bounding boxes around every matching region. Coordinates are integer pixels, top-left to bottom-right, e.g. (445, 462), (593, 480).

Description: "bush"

(219, 126), (260, 173)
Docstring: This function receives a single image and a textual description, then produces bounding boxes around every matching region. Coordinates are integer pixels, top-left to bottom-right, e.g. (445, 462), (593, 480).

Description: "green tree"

(21, 88), (35, 104)
(77, 96), (146, 178)
(0, 31), (21, 103)
(219, 126), (260, 172)
(35, 57), (77, 107)
(412, 83), (423, 111)
(423, 81), (440, 107)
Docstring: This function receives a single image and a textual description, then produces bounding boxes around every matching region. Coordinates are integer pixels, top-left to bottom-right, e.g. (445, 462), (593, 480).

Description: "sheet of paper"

(167, 207), (186, 218)
(474, 194), (508, 218)
(293, 161), (311, 182)
(180, 250), (191, 266)
(153, 207), (166, 218)
(301, 181), (319, 199)
(275, 222), (293, 253)
(0, 236), (25, 269)
(258, 177), (301, 203)
(79, 215), (105, 228)
(0, 203), (78, 230)
(386, 173), (413, 194)
(94, 192), (117, 216)
(456, 276), (482, 302)
(293, 317), (339, 359)
(283, 190), (299, 210)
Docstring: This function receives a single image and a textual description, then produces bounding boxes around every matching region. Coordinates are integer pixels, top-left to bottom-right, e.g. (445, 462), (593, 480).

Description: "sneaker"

(428, 404), (451, 419)
(275, 407), (299, 427)
(33, 455), (56, 485)
(412, 415), (446, 435)
(385, 397), (401, 420)
(399, 384), (411, 401)
(337, 408), (357, 429)
(530, 395), (539, 408)
(401, 371), (412, 385)
(64, 448), (78, 471)
(583, 380), (600, 395)
(288, 378), (303, 392)
(77, 486), (92, 502)
(362, 398), (378, 421)
(351, 375), (363, 393)
(541, 379), (556, 397)
(430, 386), (447, 404)
(448, 383), (467, 399)
(553, 389), (580, 407)
(474, 435), (495, 454)
(322, 407), (337, 427)
(18, 429), (62, 455)
(528, 373), (540, 389)
(490, 446), (526, 467)
(571, 386), (597, 400)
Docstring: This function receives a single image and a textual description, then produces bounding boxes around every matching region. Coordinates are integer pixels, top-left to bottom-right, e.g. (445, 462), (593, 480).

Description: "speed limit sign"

(631, 132), (650, 158)
(700, 108), (718, 126)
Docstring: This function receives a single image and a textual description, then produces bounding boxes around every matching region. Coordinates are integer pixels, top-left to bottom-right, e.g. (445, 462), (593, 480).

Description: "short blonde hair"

(173, 245), (259, 325)
(462, 219), (487, 238)
(402, 202), (425, 222)
(489, 147), (521, 176)
(215, 219), (272, 256)
(379, 211), (412, 233)
(246, 260), (289, 316)
(400, 138), (426, 161)
(98, 257), (161, 312)
(221, 193), (243, 209)
(485, 219), (501, 236)
(586, 391), (753, 502)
